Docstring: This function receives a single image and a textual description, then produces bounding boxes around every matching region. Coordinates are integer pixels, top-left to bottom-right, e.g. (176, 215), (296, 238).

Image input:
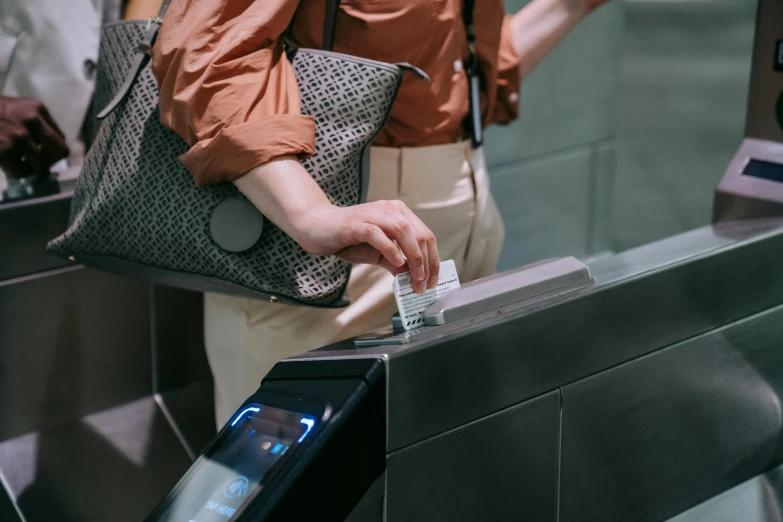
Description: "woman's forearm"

(233, 157), (331, 248)
(510, 0), (590, 79)
(233, 158), (439, 291)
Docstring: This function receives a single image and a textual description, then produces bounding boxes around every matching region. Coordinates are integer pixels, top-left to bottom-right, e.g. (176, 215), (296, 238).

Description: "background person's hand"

(234, 157), (441, 294)
(0, 96), (70, 179)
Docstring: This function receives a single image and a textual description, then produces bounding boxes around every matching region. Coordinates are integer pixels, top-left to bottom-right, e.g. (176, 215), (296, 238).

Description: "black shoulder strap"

(286, 0), (340, 51)
(322, 0), (340, 51)
(462, 0), (475, 49)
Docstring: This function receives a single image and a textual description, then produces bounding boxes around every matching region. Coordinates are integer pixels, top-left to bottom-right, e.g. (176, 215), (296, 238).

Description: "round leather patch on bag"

(209, 197), (264, 252)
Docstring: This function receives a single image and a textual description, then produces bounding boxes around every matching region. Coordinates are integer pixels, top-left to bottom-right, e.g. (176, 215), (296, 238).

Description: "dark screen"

(742, 158), (783, 183)
(154, 405), (316, 521)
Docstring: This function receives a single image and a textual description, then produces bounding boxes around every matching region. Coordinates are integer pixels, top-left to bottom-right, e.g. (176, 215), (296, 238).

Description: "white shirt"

(0, 0), (104, 195)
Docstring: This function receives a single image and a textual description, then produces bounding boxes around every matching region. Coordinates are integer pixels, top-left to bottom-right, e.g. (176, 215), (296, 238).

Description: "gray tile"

(490, 146), (592, 270)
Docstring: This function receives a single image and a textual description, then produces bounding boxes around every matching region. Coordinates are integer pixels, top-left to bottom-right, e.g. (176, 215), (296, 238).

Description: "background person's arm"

(123, 0), (163, 20)
(510, 0), (612, 79)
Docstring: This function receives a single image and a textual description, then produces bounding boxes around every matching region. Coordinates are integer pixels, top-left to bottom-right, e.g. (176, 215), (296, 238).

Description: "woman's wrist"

(233, 156), (334, 247)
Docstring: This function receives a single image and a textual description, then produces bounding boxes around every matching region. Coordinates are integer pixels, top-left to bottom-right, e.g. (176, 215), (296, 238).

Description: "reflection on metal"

(665, 463), (783, 522)
(0, 191), (214, 520)
(386, 391), (560, 522)
(560, 307), (783, 521)
(83, 397), (159, 467)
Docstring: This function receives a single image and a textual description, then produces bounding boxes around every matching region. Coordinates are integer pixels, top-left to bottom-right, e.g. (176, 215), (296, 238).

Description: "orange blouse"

(152, 0), (521, 186)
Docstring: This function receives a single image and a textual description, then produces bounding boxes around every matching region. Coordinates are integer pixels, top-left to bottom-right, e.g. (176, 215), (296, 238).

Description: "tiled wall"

(487, 0), (625, 270)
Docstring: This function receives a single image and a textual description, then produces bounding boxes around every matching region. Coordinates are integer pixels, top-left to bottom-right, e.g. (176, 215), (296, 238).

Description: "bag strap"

(99, 0), (340, 120)
(462, 0), (476, 51)
(462, 0), (482, 148)
(322, 0), (340, 51)
(96, 0), (171, 119)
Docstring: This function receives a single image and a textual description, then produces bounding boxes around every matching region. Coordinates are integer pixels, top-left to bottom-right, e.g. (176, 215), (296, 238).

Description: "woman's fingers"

(368, 203), (427, 288)
(325, 201), (439, 293)
(337, 244), (410, 276)
(393, 201), (440, 289)
(349, 222), (405, 269)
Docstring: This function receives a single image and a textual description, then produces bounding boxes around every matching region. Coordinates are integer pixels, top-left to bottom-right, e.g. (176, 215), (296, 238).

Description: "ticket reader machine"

(144, 220), (783, 522)
(714, 0), (783, 221)
(144, 258), (594, 522)
(145, 362), (386, 522)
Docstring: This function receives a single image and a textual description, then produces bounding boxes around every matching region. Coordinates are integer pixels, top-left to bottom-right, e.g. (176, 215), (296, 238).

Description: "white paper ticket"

(393, 259), (460, 331)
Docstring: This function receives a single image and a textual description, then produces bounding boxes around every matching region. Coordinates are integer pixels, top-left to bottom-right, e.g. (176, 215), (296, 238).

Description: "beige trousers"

(205, 141), (505, 426)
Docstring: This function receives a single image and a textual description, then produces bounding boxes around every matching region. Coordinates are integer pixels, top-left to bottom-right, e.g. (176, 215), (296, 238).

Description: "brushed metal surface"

(292, 220), (783, 450)
(423, 257), (592, 325)
(385, 390), (560, 522)
(0, 193), (74, 282)
(158, 382), (216, 457)
(344, 472), (385, 522)
(559, 304), (783, 522)
(152, 286), (210, 393)
(0, 267), (151, 441)
(0, 397), (192, 522)
(665, 462), (783, 522)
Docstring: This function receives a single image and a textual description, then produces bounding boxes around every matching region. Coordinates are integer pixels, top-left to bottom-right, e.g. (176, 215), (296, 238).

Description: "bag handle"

(98, 0), (338, 120)
(96, 0), (171, 120)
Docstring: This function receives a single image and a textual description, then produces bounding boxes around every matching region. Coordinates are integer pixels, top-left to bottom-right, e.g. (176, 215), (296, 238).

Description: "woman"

(151, 0), (609, 426)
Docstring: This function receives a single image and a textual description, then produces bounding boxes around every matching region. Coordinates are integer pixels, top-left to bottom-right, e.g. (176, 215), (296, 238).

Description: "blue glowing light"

(298, 417), (315, 443)
(230, 406), (260, 427)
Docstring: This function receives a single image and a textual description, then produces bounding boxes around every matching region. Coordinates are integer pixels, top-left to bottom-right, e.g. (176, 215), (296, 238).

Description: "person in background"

(0, 0), (131, 199)
(153, 0), (611, 427)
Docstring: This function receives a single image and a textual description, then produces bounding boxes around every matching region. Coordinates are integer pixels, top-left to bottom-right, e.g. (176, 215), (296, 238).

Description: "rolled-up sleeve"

(152, 0), (315, 186)
(475, 8), (522, 127)
(492, 15), (522, 125)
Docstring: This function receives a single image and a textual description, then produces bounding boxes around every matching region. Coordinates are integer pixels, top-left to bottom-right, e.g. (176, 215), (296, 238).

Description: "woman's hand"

(234, 157), (440, 294)
(291, 200), (440, 292)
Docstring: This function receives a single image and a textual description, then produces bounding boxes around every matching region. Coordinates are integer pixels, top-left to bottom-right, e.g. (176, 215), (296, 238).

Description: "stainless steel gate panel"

(0, 396), (192, 522)
(292, 220), (783, 451)
(385, 390), (560, 522)
(665, 462), (783, 522)
(0, 194), (74, 282)
(0, 267), (151, 440)
(559, 304), (783, 522)
(150, 285), (215, 455)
